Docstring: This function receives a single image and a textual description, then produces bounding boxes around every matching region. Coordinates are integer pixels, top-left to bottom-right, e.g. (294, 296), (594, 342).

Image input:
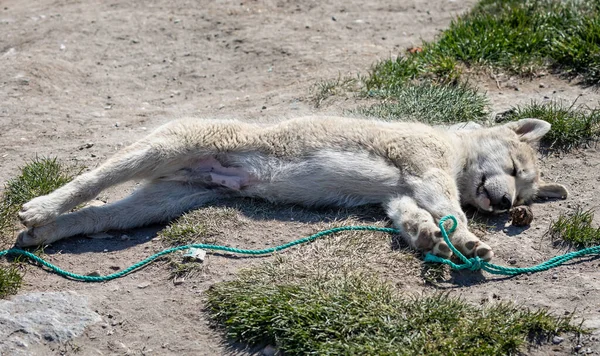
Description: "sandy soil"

(1, 0), (600, 355)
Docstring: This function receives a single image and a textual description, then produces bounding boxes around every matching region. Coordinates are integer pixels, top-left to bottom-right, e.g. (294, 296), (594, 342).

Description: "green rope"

(0, 226), (398, 282)
(424, 215), (600, 275)
(1, 215), (598, 282)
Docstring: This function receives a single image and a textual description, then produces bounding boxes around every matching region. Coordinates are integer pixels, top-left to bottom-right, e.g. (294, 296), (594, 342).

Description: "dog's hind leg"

(16, 181), (218, 247)
(19, 133), (198, 228)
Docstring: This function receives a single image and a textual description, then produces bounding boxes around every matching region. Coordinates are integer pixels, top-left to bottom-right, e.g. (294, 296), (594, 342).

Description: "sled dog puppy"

(17, 116), (568, 261)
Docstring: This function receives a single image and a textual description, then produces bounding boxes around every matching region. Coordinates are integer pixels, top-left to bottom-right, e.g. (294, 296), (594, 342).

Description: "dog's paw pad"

(414, 224), (442, 250)
(461, 240), (494, 261)
(432, 241), (452, 259)
(475, 242), (494, 261)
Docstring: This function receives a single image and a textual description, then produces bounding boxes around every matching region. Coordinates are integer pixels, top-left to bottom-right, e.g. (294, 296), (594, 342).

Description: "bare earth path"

(1, 0), (600, 355)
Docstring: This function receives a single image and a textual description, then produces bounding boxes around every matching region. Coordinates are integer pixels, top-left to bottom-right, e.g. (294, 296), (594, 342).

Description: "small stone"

(103, 249), (108, 253)
(137, 282), (151, 289)
(552, 273), (558, 279)
(508, 259), (517, 265)
(510, 206), (534, 226)
(261, 106), (267, 110)
(552, 336), (564, 344)
(575, 344), (582, 351)
(120, 234), (130, 240)
(87, 271), (101, 277)
(539, 83), (546, 88)
(262, 345), (278, 356)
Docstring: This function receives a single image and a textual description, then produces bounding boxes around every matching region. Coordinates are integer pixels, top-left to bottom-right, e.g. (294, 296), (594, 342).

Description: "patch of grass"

(160, 207), (241, 246)
(356, 82), (489, 124)
(0, 157), (80, 298)
(159, 207), (243, 278)
(0, 264), (23, 299)
(207, 261), (578, 355)
(311, 75), (360, 108)
(549, 208), (600, 248)
(205, 222), (578, 354)
(0, 157), (82, 237)
(367, 0), (600, 89)
(498, 100), (600, 150)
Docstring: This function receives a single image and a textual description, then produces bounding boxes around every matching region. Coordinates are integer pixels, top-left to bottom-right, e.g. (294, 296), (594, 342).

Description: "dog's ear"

(537, 181), (568, 199)
(504, 118), (551, 144)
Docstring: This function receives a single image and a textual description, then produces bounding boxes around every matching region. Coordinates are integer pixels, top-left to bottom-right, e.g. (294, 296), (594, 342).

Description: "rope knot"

(466, 257), (483, 271)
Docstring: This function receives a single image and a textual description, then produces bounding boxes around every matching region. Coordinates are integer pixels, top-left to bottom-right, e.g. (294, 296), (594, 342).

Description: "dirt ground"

(1, 0), (600, 355)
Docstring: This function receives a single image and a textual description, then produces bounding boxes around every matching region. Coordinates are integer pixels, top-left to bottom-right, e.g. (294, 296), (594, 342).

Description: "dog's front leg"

(385, 195), (453, 258)
(388, 169), (494, 261)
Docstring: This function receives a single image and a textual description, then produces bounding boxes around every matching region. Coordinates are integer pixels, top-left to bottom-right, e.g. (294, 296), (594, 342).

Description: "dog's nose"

(499, 195), (512, 210)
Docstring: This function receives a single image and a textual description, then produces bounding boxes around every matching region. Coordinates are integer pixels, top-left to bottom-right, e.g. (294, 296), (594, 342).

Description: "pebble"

(87, 271), (101, 277)
(120, 234), (130, 240)
(552, 273), (558, 279)
(552, 336), (564, 344)
(262, 345), (278, 356)
(575, 344), (582, 351)
(137, 282), (151, 289)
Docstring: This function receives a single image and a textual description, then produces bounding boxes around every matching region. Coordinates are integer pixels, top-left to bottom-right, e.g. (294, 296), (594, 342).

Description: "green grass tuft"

(159, 207), (243, 278)
(356, 82), (488, 124)
(0, 157), (82, 237)
(0, 264), (23, 299)
(311, 75), (360, 108)
(206, 232), (579, 355)
(207, 269), (578, 355)
(366, 0), (600, 89)
(0, 157), (80, 298)
(498, 100), (600, 150)
(549, 208), (600, 248)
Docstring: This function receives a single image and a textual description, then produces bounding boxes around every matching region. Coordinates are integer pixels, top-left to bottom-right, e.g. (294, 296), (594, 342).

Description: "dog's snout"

(499, 195), (512, 210)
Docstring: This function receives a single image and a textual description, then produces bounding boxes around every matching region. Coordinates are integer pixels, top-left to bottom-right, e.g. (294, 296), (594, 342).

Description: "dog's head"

(457, 119), (568, 213)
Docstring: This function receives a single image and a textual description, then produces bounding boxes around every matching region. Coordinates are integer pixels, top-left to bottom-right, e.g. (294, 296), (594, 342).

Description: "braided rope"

(1, 216), (598, 282)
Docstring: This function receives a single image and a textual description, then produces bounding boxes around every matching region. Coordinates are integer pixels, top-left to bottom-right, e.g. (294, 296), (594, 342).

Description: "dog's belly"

(162, 150), (403, 207)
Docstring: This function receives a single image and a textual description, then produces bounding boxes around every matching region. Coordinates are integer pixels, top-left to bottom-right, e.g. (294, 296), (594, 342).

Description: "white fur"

(17, 116), (569, 261)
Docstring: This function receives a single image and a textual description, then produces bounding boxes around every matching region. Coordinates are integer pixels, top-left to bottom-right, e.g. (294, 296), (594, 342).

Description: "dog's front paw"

(16, 223), (59, 247)
(19, 195), (62, 227)
(461, 239), (494, 261)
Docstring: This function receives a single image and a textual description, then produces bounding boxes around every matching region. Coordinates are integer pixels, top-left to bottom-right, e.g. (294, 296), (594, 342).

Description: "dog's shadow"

(32, 198), (563, 288)
(37, 198), (390, 256)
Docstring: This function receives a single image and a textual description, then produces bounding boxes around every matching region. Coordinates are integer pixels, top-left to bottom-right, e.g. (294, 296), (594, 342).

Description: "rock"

(552, 336), (564, 344)
(510, 206), (534, 226)
(137, 282), (151, 289)
(261, 345), (278, 356)
(0, 292), (101, 355)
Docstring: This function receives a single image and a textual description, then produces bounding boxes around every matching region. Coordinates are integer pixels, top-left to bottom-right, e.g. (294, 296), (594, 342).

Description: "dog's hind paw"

(19, 195), (61, 227)
(16, 223), (58, 247)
